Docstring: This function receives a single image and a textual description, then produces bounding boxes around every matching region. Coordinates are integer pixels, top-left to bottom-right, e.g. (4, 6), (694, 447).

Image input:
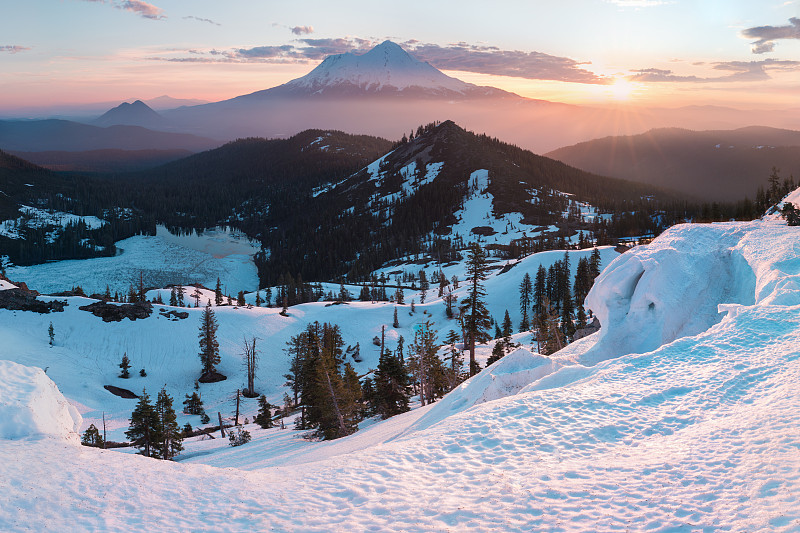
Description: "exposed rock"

(103, 385), (138, 399)
(79, 301), (153, 322)
(0, 288), (66, 314)
(471, 226), (497, 236)
(198, 371), (227, 384)
(160, 310), (189, 320)
(573, 317), (601, 341)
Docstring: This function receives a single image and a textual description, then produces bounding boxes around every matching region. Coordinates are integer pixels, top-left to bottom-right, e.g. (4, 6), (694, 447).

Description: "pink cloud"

(1, 45), (30, 54)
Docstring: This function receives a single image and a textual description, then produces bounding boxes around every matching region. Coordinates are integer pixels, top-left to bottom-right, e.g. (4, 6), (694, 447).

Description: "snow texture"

(1, 214), (799, 531)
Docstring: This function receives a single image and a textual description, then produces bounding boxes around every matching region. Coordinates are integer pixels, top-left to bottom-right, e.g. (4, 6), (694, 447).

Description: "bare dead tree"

(242, 336), (259, 397)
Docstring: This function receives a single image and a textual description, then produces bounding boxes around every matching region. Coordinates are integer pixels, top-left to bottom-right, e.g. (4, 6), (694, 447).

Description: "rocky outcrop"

(79, 301), (153, 322)
(573, 317), (601, 341)
(103, 385), (138, 399)
(0, 288), (66, 314)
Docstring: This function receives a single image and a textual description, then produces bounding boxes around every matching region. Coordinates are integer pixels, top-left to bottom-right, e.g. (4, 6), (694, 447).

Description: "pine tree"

(533, 265), (547, 317)
(255, 290), (262, 307)
(183, 391), (204, 415)
(214, 277), (223, 306)
(409, 320), (442, 406)
(126, 388), (159, 457)
(169, 287), (177, 306)
(589, 248), (602, 281)
(373, 347), (411, 418)
(393, 307), (400, 328)
(119, 353), (131, 379)
(81, 424), (104, 448)
(177, 284), (185, 306)
(442, 330), (464, 390)
(154, 387), (183, 460)
(519, 272), (532, 332)
(48, 322), (54, 346)
(265, 287), (272, 307)
(574, 257), (592, 307)
(502, 309), (513, 338)
(535, 298), (564, 356)
(198, 302), (221, 382)
(460, 243), (491, 376)
(254, 395), (273, 428)
(781, 202), (800, 226)
(237, 290), (246, 306)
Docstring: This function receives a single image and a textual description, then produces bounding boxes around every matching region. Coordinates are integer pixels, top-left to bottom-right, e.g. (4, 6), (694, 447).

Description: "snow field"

(1, 215), (800, 531)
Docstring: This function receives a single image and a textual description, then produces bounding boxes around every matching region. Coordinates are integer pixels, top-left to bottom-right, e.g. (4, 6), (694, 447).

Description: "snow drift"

(580, 222), (757, 365)
(0, 360), (81, 442)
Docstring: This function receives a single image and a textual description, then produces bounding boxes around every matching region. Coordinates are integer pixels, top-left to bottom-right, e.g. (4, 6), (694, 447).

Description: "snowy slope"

(1, 214), (800, 531)
(0, 205), (106, 240)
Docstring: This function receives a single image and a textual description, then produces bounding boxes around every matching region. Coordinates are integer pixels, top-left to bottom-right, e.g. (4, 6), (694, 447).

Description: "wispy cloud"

(0, 45), (30, 54)
(183, 15), (220, 26)
(291, 26), (314, 35)
(629, 59), (800, 82)
(742, 17), (800, 54)
(408, 42), (608, 84)
(152, 37), (608, 85)
(80, 0), (164, 20)
(117, 0), (164, 20)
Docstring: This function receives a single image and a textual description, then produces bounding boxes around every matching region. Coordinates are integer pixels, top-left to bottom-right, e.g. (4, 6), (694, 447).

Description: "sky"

(1, 0), (799, 113)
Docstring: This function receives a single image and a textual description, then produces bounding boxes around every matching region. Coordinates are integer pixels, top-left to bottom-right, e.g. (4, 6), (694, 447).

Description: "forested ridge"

(0, 121), (769, 283)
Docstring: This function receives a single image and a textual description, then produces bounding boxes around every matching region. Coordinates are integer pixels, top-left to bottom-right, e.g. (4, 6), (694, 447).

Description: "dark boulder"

(0, 288), (66, 314)
(79, 301), (153, 322)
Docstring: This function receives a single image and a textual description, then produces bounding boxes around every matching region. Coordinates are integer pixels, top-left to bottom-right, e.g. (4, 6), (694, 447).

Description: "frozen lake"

(7, 225), (261, 296)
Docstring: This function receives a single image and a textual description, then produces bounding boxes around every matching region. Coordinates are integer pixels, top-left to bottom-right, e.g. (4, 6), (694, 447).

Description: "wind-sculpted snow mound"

(0, 360), (81, 443)
(581, 222), (757, 365)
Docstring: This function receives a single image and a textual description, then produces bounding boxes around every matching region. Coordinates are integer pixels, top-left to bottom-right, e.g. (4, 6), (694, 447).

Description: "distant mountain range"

(8, 148), (192, 173)
(546, 126), (800, 201)
(5, 41), (800, 159)
(0, 119), (220, 153)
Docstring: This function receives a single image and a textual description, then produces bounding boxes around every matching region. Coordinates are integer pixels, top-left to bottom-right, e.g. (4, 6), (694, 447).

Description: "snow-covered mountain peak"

(278, 40), (505, 98)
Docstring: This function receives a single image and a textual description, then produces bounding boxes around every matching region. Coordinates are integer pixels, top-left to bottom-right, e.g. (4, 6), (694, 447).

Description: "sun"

(609, 79), (635, 101)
